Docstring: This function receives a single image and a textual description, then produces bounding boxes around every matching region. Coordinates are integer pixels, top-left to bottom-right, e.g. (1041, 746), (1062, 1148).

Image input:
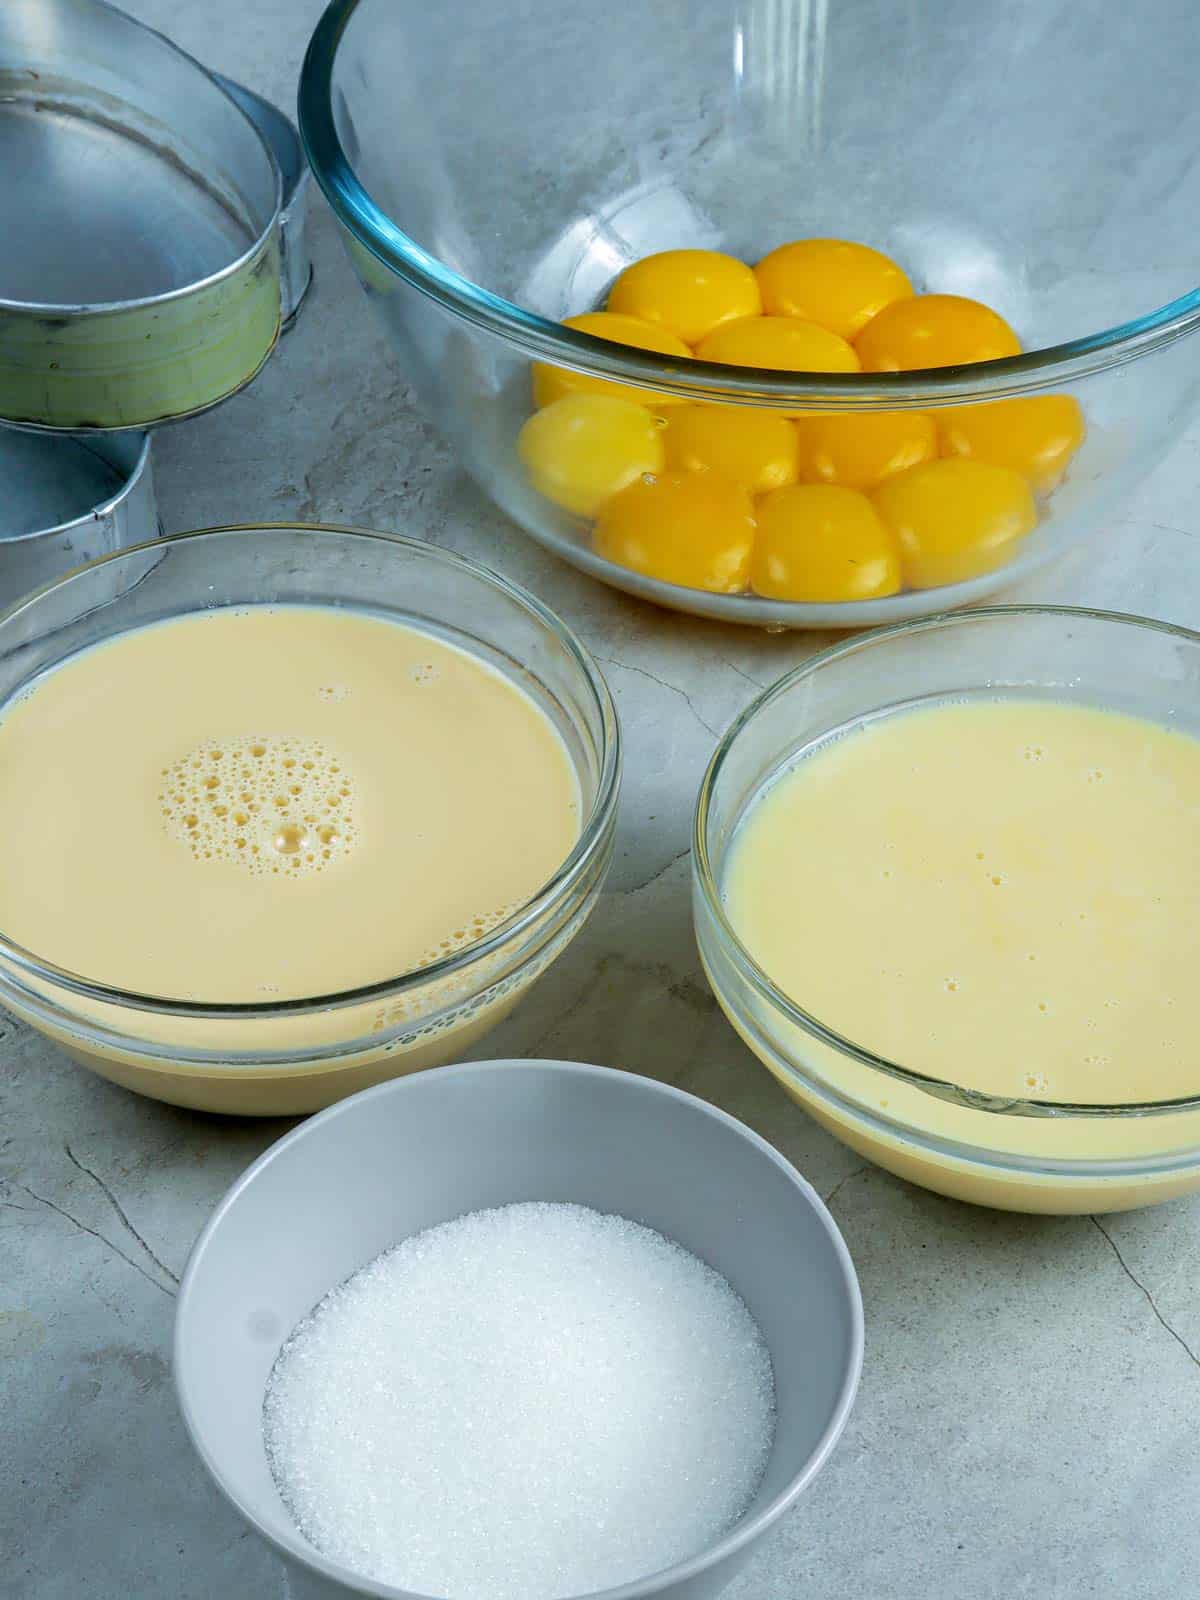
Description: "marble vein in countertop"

(1090, 1214), (1200, 1371)
(3, 1177), (174, 1299)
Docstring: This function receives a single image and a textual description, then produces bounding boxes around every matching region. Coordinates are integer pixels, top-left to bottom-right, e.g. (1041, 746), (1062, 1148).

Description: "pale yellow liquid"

(722, 699), (1200, 1211)
(0, 606), (581, 1110)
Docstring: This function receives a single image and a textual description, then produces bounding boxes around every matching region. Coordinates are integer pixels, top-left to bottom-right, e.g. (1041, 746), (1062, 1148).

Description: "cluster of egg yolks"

(531, 312), (691, 409)
(518, 393), (664, 517)
(606, 249), (761, 345)
(872, 458), (1037, 589)
(755, 239), (914, 340)
(519, 241), (1085, 599)
(752, 485), (901, 601)
(593, 470), (756, 594)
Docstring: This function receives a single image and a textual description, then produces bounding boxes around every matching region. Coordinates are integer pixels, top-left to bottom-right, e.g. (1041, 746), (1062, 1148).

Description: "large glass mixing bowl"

(300, 0), (1200, 628)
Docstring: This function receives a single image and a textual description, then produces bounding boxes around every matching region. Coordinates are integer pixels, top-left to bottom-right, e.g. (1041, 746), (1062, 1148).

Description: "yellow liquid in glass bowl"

(719, 699), (1200, 1212)
(0, 606), (581, 1111)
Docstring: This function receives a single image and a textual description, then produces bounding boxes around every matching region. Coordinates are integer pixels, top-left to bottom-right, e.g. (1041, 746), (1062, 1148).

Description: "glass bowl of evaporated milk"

(0, 525), (618, 1114)
(694, 607), (1200, 1215)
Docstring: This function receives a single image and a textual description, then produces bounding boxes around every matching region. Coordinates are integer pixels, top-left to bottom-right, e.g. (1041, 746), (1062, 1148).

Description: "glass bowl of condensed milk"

(0, 524), (618, 1114)
(695, 606), (1200, 1214)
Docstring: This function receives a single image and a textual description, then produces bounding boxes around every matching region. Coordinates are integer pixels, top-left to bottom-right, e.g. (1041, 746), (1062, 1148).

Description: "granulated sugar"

(263, 1201), (776, 1600)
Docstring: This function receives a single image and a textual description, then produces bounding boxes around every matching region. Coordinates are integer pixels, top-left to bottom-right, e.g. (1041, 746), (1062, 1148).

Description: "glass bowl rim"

(693, 602), (1200, 1121)
(299, 0), (1200, 405)
(0, 521), (620, 1020)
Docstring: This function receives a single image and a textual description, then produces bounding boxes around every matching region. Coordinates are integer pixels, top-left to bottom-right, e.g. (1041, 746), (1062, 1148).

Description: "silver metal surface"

(214, 75), (313, 330)
(0, 428), (158, 599)
(0, 0), (283, 431)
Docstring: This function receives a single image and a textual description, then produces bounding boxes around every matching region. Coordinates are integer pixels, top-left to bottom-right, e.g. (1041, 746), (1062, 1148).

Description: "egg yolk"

(936, 394), (1086, 495)
(661, 405), (798, 494)
(750, 484), (900, 602)
(696, 315), (860, 374)
(872, 457), (1037, 589)
(517, 393), (665, 517)
(532, 312), (692, 409)
(755, 239), (913, 341)
(695, 317), (859, 420)
(855, 294), (1022, 372)
(606, 250), (761, 347)
(593, 469), (755, 593)
(792, 410), (937, 491)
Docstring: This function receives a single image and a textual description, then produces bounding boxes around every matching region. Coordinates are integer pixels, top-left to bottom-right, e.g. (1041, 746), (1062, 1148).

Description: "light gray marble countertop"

(4, 3), (1200, 1595)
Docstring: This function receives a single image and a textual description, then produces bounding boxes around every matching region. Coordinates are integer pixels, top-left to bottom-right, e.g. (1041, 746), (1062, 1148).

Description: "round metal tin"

(0, 0), (283, 432)
(0, 428), (159, 600)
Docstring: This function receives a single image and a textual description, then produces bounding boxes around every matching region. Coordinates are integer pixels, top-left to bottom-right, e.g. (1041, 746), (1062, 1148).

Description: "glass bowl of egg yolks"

(302, 0), (1200, 628)
(693, 606), (1200, 1214)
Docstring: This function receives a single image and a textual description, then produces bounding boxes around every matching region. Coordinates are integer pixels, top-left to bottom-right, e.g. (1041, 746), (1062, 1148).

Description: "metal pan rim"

(0, 428), (154, 543)
(0, 0), (284, 318)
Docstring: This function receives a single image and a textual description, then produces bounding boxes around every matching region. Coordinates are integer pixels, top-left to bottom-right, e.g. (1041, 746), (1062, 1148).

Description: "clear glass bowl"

(300, 0), (1200, 628)
(0, 525), (619, 1115)
(693, 607), (1200, 1213)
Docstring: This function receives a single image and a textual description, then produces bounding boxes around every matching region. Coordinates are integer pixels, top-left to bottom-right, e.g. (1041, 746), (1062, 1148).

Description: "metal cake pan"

(0, 0), (283, 432)
(0, 428), (158, 600)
